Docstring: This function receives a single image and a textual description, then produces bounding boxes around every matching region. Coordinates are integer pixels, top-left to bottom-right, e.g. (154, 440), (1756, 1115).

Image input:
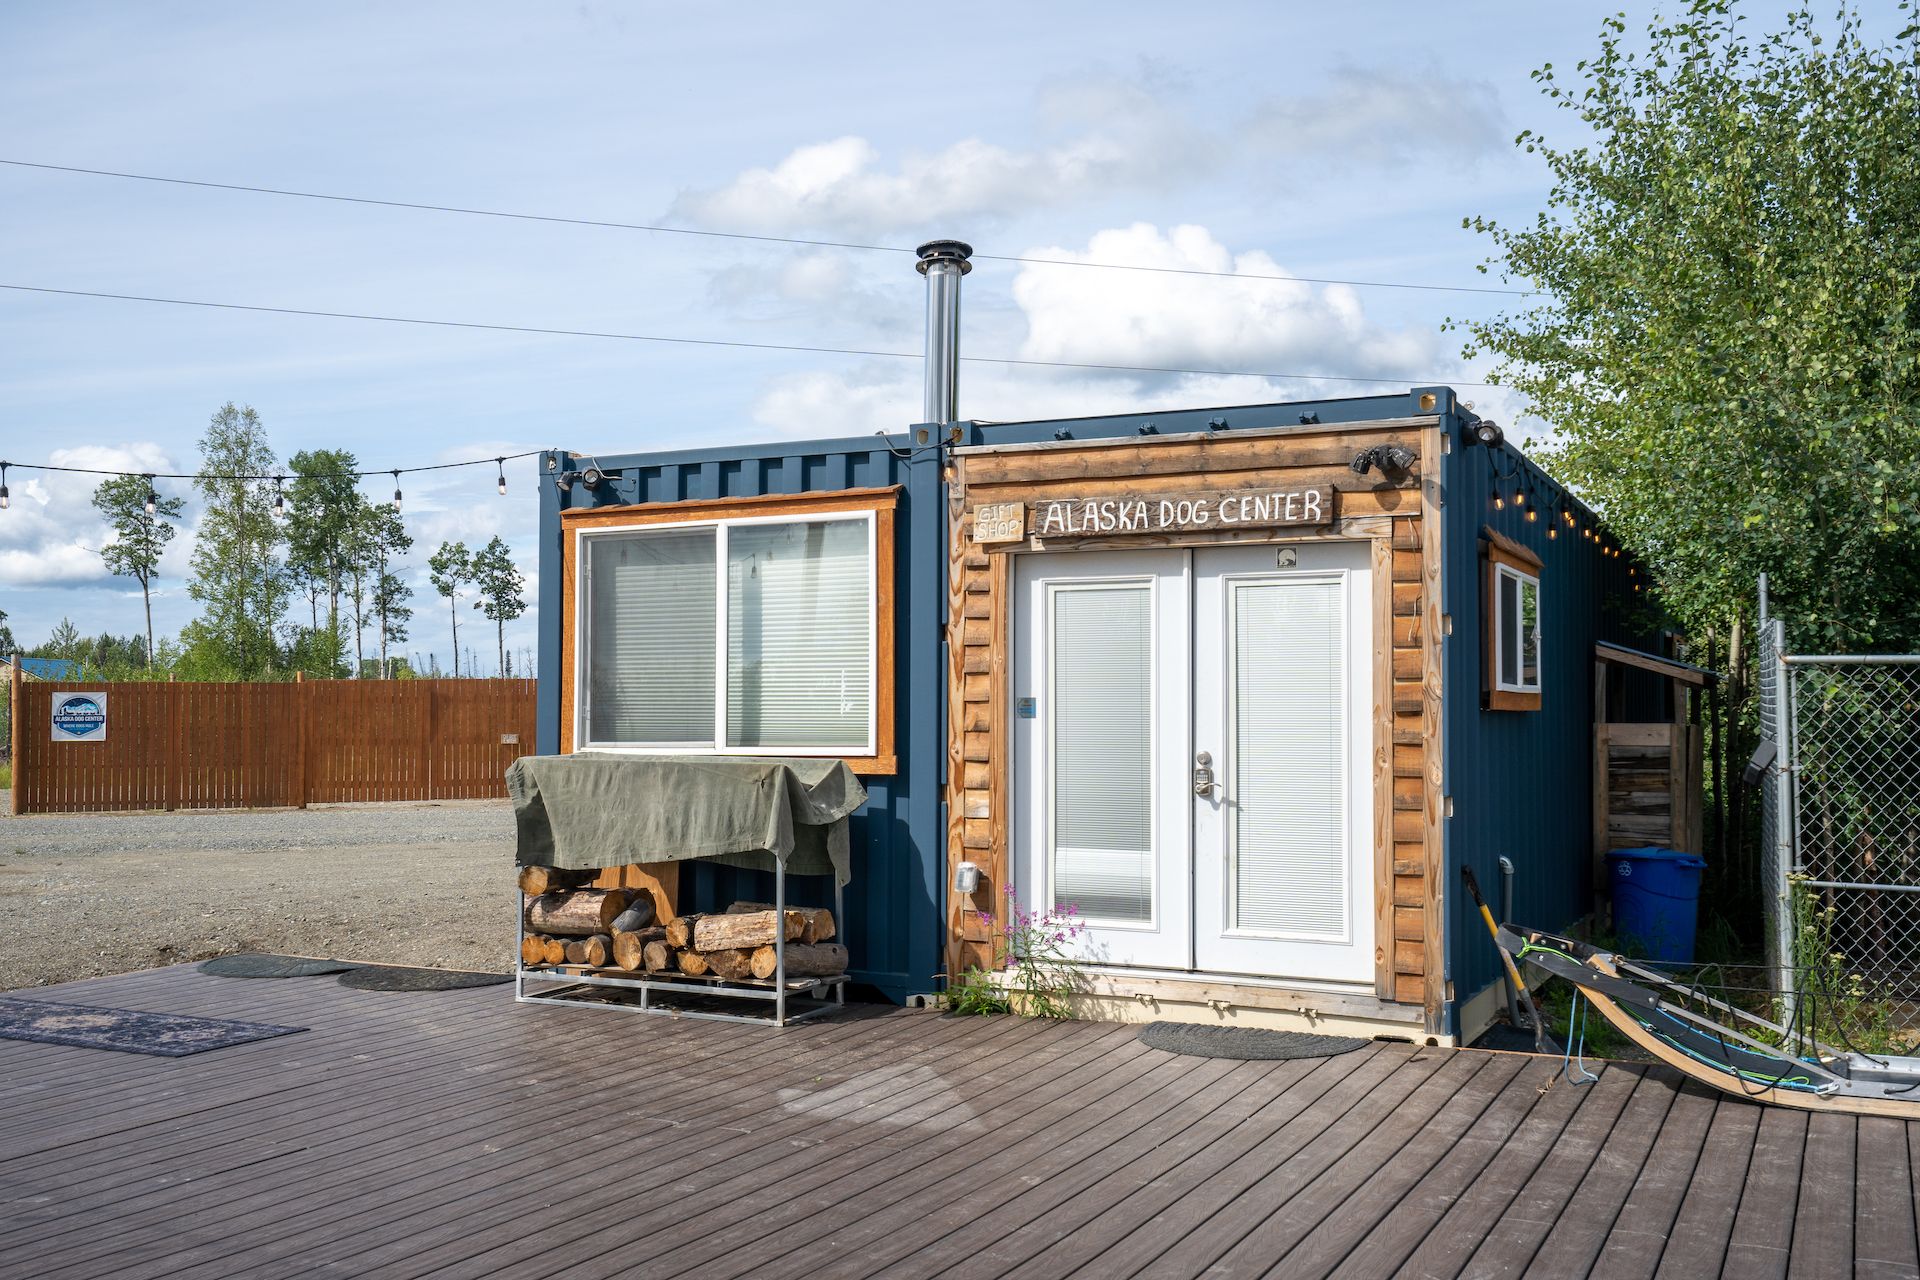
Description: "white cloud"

(1242, 68), (1505, 167)
(671, 69), (1503, 238)
(0, 442), (182, 590)
(748, 222), (1464, 438)
(1013, 224), (1446, 381)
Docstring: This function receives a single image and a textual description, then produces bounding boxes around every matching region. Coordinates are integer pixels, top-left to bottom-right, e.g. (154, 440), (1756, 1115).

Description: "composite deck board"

(929, 1053), (1334, 1280)
(1129, 1049), (1462, 1278)
(1787, 1112), (1857, 1279)
(1722, 1105), (1812, 1280)
(1323, 1055), (1565, 1279)
(1852, 1117), (1918, 1280)
(29, 1004), (944, 1274)
(0, 965), (1907, 1280)
(1000, 1049), (1394, 1280)
(280, 1016), (1101, 1280)
(1647, 1098), (1762, 1280)
(91, 1009), (1043, 1280)
(1586, 1080), (1720, 1280)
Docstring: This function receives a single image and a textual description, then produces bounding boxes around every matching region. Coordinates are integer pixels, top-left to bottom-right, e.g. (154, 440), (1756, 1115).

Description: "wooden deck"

(1, 965), (1913, 1279)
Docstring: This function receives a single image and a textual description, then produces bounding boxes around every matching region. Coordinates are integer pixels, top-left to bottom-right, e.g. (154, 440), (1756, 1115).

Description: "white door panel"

(1013, 550), (1190, 969)
(1192, 541), (1374, 980)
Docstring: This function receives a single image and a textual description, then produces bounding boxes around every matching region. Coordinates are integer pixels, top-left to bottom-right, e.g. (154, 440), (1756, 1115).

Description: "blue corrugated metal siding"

(1441, 420), (1654, 1027)
(534, 437), (944, 1004)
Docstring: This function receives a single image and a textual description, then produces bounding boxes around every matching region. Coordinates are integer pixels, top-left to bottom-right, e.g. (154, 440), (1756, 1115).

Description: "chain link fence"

(1762, 592), (1920, 1030)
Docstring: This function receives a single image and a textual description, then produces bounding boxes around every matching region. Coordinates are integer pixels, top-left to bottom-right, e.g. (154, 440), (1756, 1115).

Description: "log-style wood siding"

(944, 420), (1447, 1030)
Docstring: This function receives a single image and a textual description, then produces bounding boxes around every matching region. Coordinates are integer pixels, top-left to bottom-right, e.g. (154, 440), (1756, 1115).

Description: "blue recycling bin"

(1608, 847), (1707, 963)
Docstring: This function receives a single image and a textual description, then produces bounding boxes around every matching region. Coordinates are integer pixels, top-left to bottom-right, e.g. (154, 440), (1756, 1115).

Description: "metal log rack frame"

(513, 858), (848, 1027)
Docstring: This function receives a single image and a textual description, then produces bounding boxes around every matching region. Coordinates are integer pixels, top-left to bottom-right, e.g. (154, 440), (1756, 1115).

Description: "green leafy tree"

(38, 618), (83, 663)
(470, 535), (526, 677)
(90, 473), (184, 665)
(285, 449), (362, 677)
(365, 503), (413, 678)
(428, 541), (473, 676)
(0, 605), (15, 657)
(185, 403), (289, 677)
(1457, 2), (1920, 651)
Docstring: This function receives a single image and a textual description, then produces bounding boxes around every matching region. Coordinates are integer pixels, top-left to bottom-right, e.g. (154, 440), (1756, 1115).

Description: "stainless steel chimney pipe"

(915, 239), (972, 427)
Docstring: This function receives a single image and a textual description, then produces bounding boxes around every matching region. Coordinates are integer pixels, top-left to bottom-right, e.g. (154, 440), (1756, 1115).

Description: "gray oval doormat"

(337, 966), (512, 992)
(200, 953), (363, 979)
(1138, 1022), (1368, 1060)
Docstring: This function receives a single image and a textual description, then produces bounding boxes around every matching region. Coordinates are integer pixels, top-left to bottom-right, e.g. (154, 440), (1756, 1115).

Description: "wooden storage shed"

(534, 385), (1661, 1041)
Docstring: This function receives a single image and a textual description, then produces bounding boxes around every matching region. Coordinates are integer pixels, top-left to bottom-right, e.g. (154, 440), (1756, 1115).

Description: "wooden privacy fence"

(7, 675), (537, 814)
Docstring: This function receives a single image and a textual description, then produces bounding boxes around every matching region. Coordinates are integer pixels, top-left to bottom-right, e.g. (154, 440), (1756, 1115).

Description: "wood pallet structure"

(513, 863), (850, 1026)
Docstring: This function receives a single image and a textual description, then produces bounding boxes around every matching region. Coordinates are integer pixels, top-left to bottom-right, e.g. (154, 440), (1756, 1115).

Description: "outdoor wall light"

(1350, 444), (1416, 478)
(1470, 420), (1505, 447)
(955, 861), (982, 895)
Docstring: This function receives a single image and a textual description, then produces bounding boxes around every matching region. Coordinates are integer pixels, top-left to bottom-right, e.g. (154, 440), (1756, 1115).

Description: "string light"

(143, 474), (157, 516)
(273, 475), (286, 518)
(391, 470), (403, 513)
(0, 461), (8, 510)
(496, 458), (507, 496)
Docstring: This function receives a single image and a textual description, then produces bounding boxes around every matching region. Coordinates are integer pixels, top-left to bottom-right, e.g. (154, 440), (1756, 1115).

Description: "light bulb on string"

(0, 462), (9, 511)
(496, 458), (507, 497)
(273, 475), (286, 519)
(392, 470), (403, 513)
(143, 475), (157, 516)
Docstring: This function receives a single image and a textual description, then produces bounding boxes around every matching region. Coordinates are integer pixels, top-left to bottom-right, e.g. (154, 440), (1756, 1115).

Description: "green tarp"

(505, 753), (865, 885)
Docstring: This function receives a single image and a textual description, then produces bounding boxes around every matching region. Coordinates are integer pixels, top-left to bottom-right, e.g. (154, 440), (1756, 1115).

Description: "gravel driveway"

(0, 792), (513, 990)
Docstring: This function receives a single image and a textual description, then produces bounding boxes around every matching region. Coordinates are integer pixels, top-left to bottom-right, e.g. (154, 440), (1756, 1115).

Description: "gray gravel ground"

(0, 792), (513, 990)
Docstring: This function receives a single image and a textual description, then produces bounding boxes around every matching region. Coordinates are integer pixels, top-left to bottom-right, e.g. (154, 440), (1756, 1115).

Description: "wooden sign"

(971, 501), (1026, 543)
(1028, 486), (1334, 540)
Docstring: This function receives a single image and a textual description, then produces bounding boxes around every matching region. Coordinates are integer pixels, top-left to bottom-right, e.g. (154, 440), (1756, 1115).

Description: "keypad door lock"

(1194, 750), (1217, 797)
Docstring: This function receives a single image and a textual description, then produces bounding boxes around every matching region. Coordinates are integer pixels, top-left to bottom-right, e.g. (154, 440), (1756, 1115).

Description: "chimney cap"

(915, 239), (974, 275)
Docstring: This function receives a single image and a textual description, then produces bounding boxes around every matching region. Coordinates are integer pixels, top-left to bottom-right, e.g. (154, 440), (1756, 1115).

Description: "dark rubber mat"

(0, 997), (304, 1056)
(199, 953), (363, 979)
(336, 966), (512, 992)
(1137, 1021), (1368, 1060)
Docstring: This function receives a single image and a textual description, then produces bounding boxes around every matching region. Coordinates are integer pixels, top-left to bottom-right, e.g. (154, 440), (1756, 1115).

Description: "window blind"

(725, 519), (871, 749)
(1231, 578), (1347, 938)
(586, 530), (716, 744)
(1050, 584), (1153, 923)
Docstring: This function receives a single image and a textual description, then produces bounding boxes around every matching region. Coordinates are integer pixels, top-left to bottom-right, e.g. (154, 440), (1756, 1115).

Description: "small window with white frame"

(575, 507), (883, 758)
(1484, 531), (1543, 711)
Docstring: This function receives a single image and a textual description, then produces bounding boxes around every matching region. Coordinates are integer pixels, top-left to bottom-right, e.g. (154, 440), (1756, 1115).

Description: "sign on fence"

(50, 691), (108, 742)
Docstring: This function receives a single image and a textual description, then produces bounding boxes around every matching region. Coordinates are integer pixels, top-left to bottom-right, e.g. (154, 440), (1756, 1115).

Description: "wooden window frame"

(1483, 528), (1544, 712)
(560, 487), (898, 773)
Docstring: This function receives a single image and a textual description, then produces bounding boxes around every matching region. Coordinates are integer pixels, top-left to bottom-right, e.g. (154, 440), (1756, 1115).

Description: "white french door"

(1012, 550), (1192, 968)
(1013, 540), (1373, 984)
(1190, 541), (1374, 981)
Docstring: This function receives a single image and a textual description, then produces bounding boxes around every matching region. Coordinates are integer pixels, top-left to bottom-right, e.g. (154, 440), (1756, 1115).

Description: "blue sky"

(0, 2), (1883, 670)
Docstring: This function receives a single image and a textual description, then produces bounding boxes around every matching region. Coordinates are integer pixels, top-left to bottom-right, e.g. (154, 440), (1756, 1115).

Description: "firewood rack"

(513, 860), (847, 1027)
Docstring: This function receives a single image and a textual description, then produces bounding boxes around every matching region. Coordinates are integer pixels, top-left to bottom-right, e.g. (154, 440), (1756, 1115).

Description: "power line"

(0, 158), (1531, 297)
(0, 282), (1497, 388)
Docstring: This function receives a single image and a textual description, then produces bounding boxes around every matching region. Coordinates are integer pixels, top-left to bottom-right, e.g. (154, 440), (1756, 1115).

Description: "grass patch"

(0, 762), (10, 791)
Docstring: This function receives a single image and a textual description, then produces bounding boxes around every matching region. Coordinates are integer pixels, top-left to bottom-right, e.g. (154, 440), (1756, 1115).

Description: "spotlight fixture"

(392, 470), (403, 513)
(1350, 444), (1416, 478)
(1470, 420), (1505, 447)
(496, 458), (507, 496)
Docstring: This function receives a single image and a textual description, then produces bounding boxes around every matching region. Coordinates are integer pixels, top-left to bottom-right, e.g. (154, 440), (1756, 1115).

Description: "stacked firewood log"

(517, 867), (846, 982)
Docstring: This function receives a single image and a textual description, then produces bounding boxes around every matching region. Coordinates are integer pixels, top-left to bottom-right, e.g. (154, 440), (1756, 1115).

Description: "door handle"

(1194, 751), (1217, 797)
